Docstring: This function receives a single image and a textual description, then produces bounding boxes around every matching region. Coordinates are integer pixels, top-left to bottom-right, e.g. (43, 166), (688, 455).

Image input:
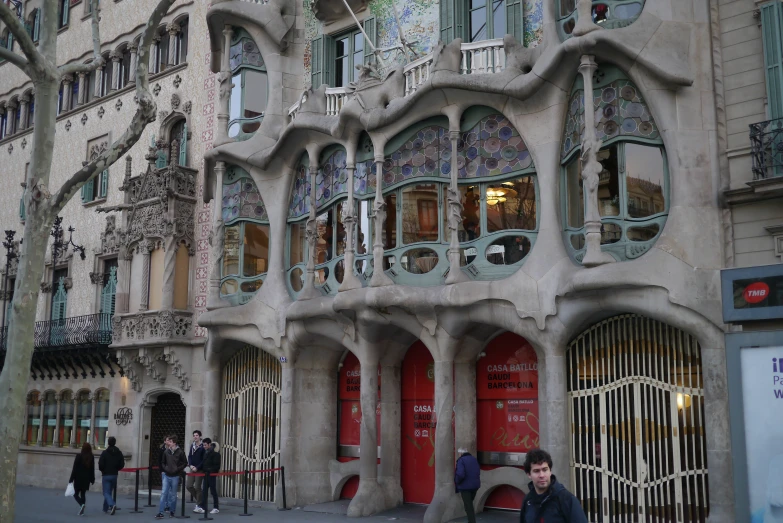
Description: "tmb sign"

(114, 407), (133, 426)
(721, 264), (783, 322)
(743, 282), (770, 304)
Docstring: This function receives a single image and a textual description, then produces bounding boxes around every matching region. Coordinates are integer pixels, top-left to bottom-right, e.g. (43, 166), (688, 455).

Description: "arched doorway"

(336, 352), (381, 499)
(401, 341), (435, 504)
(221, 345), (282, 502)
(567, 314), (709, 522)
(148, 392), (186, 488)
(476, 332), (539, 510)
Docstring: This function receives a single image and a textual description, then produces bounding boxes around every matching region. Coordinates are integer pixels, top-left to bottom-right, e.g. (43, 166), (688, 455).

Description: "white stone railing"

(288, 39), (507, 120)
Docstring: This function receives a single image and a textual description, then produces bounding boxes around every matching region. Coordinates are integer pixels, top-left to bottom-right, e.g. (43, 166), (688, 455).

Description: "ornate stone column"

(110, 52), (121, 91)
(445, 128), (468, 284)
(298, 165), (321, 299)
(70, 395), (78, 448)
(216, 25), (233, 143)
(36, 396), (45, 446)
(150, 36), (160, 73)
(370, 142), (393, 287)
(207, 162), (227, 309)
(52, 397), (62, 447)
(21, 394), (29, 446)
(167, 23), (180, 66)
(0, 106), (6, 137)
(6, 101), (17, 135)
(161, 238), (177, 310)
(93, 66), (104, 99)
(578, 55), (614, 267)
(128, 43), (138, 83)
(62, 74), (74, 110)
(139, 241), (153, 311)
(77, 72), (87, 105)
(89, 393), (97, 446)
(339, 141), (362, 291)
(18, 94), (29, 130)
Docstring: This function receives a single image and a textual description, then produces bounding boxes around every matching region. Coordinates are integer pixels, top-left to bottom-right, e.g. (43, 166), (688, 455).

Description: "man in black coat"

(520, 449), (587, 523)
(185, 430), (205, 504)
(193, 438), (221, 515)
(98, 436), (126, 515)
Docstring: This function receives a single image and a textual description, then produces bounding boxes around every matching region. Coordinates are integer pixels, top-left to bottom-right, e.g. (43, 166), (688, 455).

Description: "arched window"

(26, 391), (41, 445)
(558, 0), (644, 39)
(174, 17), (188, 64)
(228, 28), (267, 141)
(117, 46), (131, 90)
(170, 119), (188, 166)
(220, 166), (269, 305)
(286, 108), (538, 297)
(561, 64), (667, 263)
(156, 26), (168, 73)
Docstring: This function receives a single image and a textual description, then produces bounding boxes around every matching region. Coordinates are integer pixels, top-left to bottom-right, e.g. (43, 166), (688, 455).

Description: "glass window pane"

(566, 158), (584, 228)
(625, 144), (665, 218)
(41, 392), (54, 446)
(470, 2), (487, 42)
(243, 70), (267, 118)
(243, 223), (270, 277)
(492, 0), (505, 39)
(27, 392), (41, 445)
(335, 37), (350, 88)
(94, 390), (109, 449)
(59, 391), (73, 447)
(223, 224), (241, 276)
(221, 279), (238, 295)
(357, 200), (371, 255)
(402, 184), (439, 244)
(336, 202), (347, 256)
(383, 193), (397, 249)
(597, 146), (620, 217)
(353, 33), (364, 83)
(229, 72), (242, 134)
(75, 391), (91, 447)
(486, 177), (537, 232)
(443, 185), (481, 241)
(315, 211), (333, 264)
(601, 222), (621, 244)
(289, 221), (306, 266)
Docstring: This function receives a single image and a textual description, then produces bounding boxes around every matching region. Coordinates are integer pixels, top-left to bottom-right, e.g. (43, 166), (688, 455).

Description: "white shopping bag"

(65, 482), (75, 497)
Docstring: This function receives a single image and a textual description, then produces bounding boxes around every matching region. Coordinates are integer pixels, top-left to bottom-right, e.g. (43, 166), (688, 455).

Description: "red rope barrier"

(184, 467), (282, 477)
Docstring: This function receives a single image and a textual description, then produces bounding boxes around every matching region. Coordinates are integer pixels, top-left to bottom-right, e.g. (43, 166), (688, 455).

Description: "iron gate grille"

(221, 345), (282, 502)
(567, 315), (709, 522)
(148, 393), (186, 488)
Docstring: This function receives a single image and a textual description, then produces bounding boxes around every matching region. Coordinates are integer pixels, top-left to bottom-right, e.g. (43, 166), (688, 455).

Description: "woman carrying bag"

(69, 443), (95, 516)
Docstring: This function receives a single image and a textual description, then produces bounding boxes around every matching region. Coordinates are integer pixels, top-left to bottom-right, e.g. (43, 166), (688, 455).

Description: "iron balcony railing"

(750, 117), (783, 180)
(0, 313), (112, 351)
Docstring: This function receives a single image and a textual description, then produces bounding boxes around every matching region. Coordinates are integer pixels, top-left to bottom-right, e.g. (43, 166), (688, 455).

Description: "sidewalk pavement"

(12, 486), (519, 523)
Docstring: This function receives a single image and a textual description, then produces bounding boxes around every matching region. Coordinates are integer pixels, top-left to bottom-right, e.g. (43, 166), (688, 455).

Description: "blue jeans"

(158, 473), (180, 514)
(102, 475), (118, 512)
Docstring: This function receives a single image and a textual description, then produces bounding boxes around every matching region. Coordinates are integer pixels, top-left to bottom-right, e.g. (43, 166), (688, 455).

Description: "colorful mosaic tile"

(222, 172), (269, 223)
(459, 114), (533, 178)
(523, 0), (544, 48)
(230, 35), (265, 71)
(288, 162), (312, 219)
(316, 149), (349, 207)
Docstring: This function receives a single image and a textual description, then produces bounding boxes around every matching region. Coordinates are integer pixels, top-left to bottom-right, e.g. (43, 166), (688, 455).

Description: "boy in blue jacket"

(454, 447), (481, 523)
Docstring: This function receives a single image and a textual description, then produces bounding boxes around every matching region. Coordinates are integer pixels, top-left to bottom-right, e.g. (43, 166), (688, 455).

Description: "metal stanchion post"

(239, 470), (252, 517)
(130, 469), (143, 513)
(281, 466), (287, 510)
(113, 481), (121, 511)
(180, 473), (191, 519)
(145, 466), (155, 507)
(200, 472), (213, 521)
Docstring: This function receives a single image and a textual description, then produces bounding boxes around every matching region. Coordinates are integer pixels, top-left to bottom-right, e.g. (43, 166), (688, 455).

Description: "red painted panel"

(339, 353), (363, 401)
(338, 353), (382, 447)
(338, 457), (359, 500)
(476, 332), (538, 400)
(484, 483), (525, 510)
(401, 341), (435, 504)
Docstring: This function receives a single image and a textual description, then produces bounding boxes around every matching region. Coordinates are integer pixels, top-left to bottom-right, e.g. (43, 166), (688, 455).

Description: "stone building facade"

(0, 0), (219, 495)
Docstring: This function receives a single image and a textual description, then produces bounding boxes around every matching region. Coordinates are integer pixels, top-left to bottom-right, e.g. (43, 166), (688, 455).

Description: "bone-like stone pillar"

(298, 165), (321, 299)
(445, 129), (468, 284)
(370, 152), (393, 287)
(454, 361), (477, 454)
(202, 343), (222, 445)
(339, 159), (362, 291)
(215, 26), (233, 143)
(276, 364), (297, 507)
(424, 359), (456, 523)
(207, 162), (227, 309)
(378, 364), (403, 506)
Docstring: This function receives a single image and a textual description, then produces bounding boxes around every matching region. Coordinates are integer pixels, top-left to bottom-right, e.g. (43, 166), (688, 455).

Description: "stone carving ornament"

(171, 93), (180, 110)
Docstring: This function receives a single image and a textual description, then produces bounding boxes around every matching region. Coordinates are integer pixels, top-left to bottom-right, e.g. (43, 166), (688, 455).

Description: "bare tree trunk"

(0, 0), (177, 518)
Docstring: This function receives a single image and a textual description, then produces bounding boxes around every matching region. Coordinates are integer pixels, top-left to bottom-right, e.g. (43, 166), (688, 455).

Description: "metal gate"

(148, 392), (186, 488)
(567, 315), (709, 522)
(221, 345), (282, 502)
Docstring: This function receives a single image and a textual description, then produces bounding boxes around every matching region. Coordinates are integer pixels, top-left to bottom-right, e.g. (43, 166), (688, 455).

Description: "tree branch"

(57, 0), (104, 76)
(0, 46), (29, 70)
(0, 1), (41, 68)
(48, 0), (178, 213)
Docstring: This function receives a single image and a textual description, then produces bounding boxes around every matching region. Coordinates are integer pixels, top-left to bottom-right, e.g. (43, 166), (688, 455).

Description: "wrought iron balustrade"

(0, 313), (113, 350)
(750, 117), (783, 180)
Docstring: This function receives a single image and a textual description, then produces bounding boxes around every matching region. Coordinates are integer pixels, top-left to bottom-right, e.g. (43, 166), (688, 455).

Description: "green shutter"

(506, 0), (522, 43)
(33, 10), (40, 41)
(81, 179), (94, 203)
(51, 277), (68, 321)
(441, 0), (456, 44)
(8, 33), (13, 50)
(100, 266), (117, 315)
(363, 16), (376, 66)
(311, 36), (323, 88)
(323, 34), (335, 87)
(761, 1), (783, 119)
(99, 170), (108, 198)
(179, 123), (188, 166)
(19, 196), (25, 221)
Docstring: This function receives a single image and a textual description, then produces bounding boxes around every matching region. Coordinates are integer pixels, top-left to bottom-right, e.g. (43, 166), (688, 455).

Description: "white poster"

(742, 346), (783, 523)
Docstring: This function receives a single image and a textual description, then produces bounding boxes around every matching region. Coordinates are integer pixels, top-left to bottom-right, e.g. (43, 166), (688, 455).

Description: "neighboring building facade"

(0, 0), (217, 494)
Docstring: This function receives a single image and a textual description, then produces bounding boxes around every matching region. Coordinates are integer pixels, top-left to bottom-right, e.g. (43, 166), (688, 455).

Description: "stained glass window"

(460, 114), (534, 178)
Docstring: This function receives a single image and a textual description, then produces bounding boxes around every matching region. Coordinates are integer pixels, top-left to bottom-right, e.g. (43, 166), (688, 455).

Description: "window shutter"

(322, 34), (335, 87)
(8, 33), (13, 51)
(179, 123), (188, 166)
(761, 1), (783, 119)
(363, 16), (377, 66)
(99, 170), (109, 198)
(51, 278), (68, 321)
(506, 0), (522, 43)
(440, 0), (455, 44)
(100, 267), (117, 315)
(19, 196), (25, 221)
(81, 179), (94, 203)
(33, 11), (40, 41)
(311, 36), (323, 88)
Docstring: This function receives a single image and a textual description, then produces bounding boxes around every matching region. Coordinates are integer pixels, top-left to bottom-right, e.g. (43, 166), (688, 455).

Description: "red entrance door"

(401, 341), (436, 504)
(476, 332), (539, 510)
(337, 352), (381, 499)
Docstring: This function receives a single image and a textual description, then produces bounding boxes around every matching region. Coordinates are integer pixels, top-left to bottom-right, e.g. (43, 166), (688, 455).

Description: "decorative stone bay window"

(561, 64), (667, 264)
(557, 0), (645, 39)
(220, 166), (269, 305)
(285, 107), (537, 297)
(227, 29), (267, 141)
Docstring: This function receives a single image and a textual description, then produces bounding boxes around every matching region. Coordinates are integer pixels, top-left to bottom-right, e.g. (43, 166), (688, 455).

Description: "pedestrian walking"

(520, 448), (587, 523)
(155, 435), (187, 519)
(193, 438), (221, 515)
(69, 443), (95, 516)
(185, 430), (205, 504)
(454, 447), (481, 523)
(157, 438), (169, 512)
(98, 436), (126, 515)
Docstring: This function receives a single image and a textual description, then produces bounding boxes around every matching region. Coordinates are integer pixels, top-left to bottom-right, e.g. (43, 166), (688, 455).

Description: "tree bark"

(0, 0), (177, 519)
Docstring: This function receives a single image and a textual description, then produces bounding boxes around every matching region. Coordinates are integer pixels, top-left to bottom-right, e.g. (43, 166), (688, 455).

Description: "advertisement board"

(401, 341), (435, 504)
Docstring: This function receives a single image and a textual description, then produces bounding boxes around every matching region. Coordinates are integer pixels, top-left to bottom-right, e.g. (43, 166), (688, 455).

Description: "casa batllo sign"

(114, 407), (133, 426)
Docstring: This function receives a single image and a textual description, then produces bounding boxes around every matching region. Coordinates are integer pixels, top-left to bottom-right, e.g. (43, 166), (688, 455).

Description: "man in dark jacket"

(156, 435), (188, 519)
(185, 430), (205, 504)
(194, 438), (222, 515)
(520, 449), (587, 523)
(454, 447), (481, 523)
(98, 437), (126, 515)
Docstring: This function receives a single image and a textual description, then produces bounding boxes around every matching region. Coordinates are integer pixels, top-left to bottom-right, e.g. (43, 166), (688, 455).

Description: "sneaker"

(193, 507), (204, 513)
(169, 514), (175, 519)
(110, 506), (116, 515)
(155, 513), (165, 520)
(210, 508), (220, 514)
(78, 504), (85, 516)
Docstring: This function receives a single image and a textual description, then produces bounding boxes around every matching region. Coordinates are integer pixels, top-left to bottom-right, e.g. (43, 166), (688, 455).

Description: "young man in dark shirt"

(520, 449), (587, 523)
